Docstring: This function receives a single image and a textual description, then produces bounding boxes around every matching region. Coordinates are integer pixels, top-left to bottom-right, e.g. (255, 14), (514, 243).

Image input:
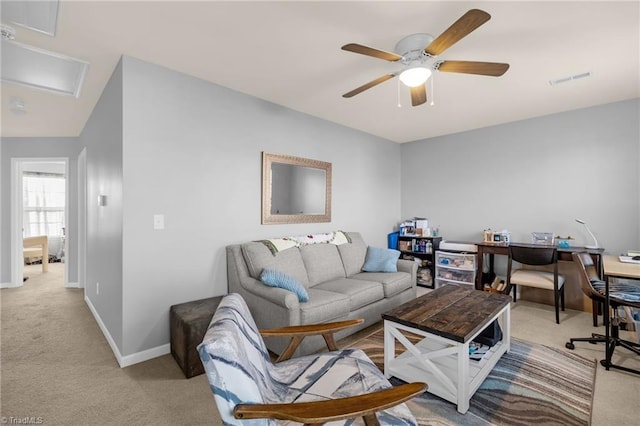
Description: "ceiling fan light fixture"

(399, 67), (432, 87)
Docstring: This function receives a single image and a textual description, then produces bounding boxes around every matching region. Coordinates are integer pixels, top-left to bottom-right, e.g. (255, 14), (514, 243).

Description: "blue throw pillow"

(259, 269), (309, 302)
(362, 246), (400, 273)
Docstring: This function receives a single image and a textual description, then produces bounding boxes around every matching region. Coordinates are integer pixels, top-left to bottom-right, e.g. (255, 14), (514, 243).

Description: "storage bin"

(633, 310), (640, 343)
(387, 231), (399, 250)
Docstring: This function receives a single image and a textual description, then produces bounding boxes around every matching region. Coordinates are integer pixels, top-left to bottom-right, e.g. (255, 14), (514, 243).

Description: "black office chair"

(506, 245), (565, 324)
(566, 252), (640, 374)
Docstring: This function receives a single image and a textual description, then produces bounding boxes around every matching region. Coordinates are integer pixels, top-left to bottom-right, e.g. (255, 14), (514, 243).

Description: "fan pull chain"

(430, 75), (435, 106)
(397, 78), (402, 108)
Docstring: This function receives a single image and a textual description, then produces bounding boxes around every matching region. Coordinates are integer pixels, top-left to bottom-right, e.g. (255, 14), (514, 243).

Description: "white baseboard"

(84, 295), (124, 366)
(84, 295), (170, 368)
(120, 343), (170, 368)
(2, 281), (83, 289)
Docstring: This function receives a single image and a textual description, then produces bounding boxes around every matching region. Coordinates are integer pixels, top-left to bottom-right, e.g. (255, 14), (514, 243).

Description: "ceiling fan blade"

(425, 9), (491, 56)
(341, 43), (403, 62)
(437, 60), (509, 76)
(342, 74), (396, 98)
(410, 84), (427, 106)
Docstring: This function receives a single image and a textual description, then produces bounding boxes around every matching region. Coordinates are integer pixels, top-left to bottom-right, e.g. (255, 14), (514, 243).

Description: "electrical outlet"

(96, 282), (100, 295)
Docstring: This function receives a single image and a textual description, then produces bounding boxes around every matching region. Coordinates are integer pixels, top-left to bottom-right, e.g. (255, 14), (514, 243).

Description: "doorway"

(10, 158), (69, 287)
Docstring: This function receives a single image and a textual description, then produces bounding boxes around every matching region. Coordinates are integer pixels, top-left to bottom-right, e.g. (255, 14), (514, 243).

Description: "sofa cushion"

(241, 242), (310, 286)
(260, 268), (309, 302)
(362, 246), (401, 273)
(300, 244), (346, 286)
(301, 289), (350, 323)
(313, 278), (384, 311)
(337, 232), (367, 277)
(351, 271), (413, 297)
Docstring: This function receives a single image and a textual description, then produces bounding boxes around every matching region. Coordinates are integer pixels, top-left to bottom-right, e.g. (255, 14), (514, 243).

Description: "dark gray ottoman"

(170, 296), (223, 378)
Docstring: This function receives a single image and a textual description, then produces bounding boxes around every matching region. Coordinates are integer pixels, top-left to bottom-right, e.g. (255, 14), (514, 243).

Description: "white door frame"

(10, 157), (70, 288)
(78, 148), (87, 290)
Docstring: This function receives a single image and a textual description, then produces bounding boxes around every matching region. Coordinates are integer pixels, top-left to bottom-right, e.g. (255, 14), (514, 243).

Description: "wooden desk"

(23, 236), (49, 273)
(603, 255), (640, 280)
(602, 255), (640, 375)
(475, 242), (604, 290)
(475, 243), (605, 321)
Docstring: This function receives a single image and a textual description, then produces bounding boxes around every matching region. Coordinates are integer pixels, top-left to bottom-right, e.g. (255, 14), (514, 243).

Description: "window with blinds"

(22, 172), (65, 237)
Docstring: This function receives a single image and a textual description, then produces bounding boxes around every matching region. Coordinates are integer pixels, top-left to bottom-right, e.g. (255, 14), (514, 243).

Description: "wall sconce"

(98, 195), (107, 207)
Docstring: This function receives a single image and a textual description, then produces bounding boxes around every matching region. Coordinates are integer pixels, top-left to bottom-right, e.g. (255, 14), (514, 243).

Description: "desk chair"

(566, 252), (640, 375)
(506, 245), (565, 324)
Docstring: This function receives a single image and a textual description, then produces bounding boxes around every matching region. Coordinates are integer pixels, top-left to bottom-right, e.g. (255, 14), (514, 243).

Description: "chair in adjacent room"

(566, 252), (640, 375)
(197, 293), (427, 425)
(506, 244), (565, 324)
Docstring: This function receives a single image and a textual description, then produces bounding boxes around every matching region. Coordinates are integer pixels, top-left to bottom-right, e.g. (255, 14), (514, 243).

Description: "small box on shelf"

(398, 240), (411, 251)
(417, 268), (433, 287)
(483, 276), (508, 294)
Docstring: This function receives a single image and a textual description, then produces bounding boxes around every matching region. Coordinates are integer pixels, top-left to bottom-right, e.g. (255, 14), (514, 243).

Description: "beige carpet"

(1, 263), (219, 426)
(1, 264), (638, 425)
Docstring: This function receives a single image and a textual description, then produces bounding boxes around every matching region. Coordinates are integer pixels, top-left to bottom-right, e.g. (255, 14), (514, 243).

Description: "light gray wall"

(79, 59), (124, 351)
(117, 56), (401, 356)
(401, 99), (640, 263)
(0, 137), (81, 284)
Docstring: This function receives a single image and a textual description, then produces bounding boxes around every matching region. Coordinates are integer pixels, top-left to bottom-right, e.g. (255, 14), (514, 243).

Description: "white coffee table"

(382, 285), (511, 414)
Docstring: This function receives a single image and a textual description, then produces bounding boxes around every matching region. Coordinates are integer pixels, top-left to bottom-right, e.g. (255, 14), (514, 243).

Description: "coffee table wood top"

(382, 285), (511, 343)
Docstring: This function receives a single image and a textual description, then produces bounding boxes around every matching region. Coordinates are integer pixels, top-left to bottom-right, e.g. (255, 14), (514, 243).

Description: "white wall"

(104, 56), (402, 358)
(79, 59), (124, 352)
(401, 99), (640, 263)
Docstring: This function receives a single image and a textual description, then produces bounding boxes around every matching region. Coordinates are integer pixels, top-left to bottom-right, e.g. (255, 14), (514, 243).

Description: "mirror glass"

(262, 152), (332, 224)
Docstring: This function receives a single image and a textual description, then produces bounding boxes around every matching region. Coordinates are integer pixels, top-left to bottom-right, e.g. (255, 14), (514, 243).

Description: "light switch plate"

(153, 214), (164, 230)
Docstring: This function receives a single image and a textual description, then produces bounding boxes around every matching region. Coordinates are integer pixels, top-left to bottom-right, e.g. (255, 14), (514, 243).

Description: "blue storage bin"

(388, 232), (399, 249)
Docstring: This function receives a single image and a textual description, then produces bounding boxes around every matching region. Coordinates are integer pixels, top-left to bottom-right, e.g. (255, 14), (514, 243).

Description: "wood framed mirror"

(262, 152), (332, 224)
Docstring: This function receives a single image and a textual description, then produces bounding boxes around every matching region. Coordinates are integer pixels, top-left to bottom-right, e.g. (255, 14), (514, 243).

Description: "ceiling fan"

(341, 9), (509, 107)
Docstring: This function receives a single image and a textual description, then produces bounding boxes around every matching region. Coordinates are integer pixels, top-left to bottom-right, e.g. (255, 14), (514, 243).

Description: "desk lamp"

(575, 219), (599, 249)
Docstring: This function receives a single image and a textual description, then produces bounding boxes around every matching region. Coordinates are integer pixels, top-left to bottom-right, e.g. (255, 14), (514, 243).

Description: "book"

(469, 342), (490, 361)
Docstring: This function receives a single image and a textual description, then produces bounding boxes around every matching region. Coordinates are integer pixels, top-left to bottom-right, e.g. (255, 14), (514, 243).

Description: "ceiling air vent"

(549, 72), (592, 86)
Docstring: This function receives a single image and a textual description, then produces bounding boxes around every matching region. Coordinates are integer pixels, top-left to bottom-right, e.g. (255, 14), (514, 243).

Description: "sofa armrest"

(239, 276), (301, 309)
(397, 258), (418, 286)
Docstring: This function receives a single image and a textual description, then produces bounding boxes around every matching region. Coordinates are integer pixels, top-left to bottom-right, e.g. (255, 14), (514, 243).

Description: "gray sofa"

(226, 231), (418, 356)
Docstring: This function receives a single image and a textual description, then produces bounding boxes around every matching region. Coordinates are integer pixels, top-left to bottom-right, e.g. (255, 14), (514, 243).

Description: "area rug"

(352, 329), (596, 426)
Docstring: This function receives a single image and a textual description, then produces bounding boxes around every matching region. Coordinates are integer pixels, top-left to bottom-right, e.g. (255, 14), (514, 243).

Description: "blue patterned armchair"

(197, 293), (425, 425)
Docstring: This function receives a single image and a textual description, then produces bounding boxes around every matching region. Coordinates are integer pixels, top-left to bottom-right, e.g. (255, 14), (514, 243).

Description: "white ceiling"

(1, 1), (639, 143)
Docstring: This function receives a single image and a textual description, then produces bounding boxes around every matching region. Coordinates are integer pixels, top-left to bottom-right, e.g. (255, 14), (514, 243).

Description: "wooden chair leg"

(592, 300), (599, 327)
(276, 336), (304, 363)
(362, 413), (381, 426)
(322, 332), (338, 351)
